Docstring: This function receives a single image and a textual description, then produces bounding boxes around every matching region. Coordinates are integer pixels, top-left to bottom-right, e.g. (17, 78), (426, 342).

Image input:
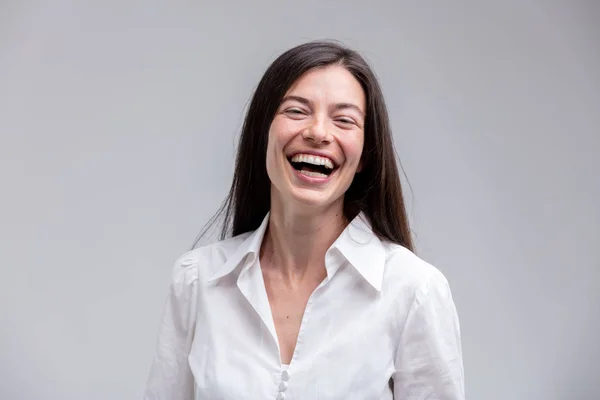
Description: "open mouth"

(288, 154), (336, 179)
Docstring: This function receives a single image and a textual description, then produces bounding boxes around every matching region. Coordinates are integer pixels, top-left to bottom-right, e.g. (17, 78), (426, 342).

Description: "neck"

(260, 195), (348, 287)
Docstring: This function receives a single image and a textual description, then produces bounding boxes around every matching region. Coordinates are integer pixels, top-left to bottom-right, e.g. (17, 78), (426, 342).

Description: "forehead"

(285, 65), (366, 108)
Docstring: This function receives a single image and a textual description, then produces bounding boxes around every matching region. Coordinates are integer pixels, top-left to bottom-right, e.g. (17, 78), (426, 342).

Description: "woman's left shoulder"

(380, 242), (452, 296)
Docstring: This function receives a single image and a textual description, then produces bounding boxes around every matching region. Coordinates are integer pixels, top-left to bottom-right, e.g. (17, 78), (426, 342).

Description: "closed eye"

(336, 117), (357, 125)
(285, 108), (306, 115)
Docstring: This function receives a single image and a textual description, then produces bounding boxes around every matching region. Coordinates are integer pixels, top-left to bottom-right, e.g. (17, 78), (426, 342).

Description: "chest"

(263, 274), (322, 364)
(189, 270), (398, 399)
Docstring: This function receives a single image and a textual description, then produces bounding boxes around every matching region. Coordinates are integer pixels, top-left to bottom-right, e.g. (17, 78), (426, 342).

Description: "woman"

(144, 41), (465, 399)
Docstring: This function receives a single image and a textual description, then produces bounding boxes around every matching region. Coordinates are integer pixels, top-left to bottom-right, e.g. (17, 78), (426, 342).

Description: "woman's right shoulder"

(170, 231), (253, 283)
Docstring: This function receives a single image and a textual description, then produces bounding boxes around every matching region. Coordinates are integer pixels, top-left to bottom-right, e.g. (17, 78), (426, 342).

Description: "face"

(266, 65), (366, 212)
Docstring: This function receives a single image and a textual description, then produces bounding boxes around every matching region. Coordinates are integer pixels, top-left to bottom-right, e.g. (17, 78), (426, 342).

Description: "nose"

(302, 117), (331, 144)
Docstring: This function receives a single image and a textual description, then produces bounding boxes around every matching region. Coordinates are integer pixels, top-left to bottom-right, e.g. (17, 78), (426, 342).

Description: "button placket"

(275, 283), (323, 399)
(275, 367), (290, 399)
(279, 381), (288, 391)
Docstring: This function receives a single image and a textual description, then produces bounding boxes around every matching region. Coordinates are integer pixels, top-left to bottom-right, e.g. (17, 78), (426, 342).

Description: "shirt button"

(281, 370), (290, 381)
(279, 381), (288, 392)
(276, 393), (285, 400)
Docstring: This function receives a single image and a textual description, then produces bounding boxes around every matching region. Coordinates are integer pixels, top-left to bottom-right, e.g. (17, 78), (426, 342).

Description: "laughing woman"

(144, 41), (465, 399)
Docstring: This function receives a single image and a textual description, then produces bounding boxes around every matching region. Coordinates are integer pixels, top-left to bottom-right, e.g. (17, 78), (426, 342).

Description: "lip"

(291, 163), (337, 184)
(286, 156), (338, 185)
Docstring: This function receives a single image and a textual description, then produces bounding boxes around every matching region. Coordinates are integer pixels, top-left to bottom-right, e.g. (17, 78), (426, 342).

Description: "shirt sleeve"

(144, 254), (199, 400)
(393, 270), (465, 399)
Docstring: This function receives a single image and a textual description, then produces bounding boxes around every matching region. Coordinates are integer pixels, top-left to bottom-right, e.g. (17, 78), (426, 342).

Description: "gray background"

(1, 1), (599, 399)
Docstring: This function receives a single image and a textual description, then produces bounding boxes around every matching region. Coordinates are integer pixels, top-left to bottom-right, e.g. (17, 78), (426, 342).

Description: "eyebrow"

(281, 95), (365, 117)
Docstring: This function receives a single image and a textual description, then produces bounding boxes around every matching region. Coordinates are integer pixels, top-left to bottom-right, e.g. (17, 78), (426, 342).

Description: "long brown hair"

(193, 40), (414, 251)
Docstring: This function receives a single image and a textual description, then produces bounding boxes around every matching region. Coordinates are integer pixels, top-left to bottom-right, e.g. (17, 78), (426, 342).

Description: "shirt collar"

(207, 211), (387, 291)
(330, 212), (387, 291)
(207, 213), (270, 284)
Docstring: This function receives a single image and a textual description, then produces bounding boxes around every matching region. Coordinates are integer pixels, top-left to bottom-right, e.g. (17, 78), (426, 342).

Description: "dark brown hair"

(194, 40), (414, 251)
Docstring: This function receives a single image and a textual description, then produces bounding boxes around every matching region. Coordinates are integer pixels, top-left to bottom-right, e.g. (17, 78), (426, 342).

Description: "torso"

(261, 267), (326, 365)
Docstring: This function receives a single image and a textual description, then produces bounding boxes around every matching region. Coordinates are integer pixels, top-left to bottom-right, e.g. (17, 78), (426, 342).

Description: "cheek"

(265, 131), (277, 175)
(265, 124), (289, 180)
(268, 118), (294, 149)
(343, 134), (365, 169)
(267, 118), (301, 164)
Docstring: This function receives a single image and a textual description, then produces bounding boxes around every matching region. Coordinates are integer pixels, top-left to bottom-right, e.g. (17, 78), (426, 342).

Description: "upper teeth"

(291, 154), (334, 169)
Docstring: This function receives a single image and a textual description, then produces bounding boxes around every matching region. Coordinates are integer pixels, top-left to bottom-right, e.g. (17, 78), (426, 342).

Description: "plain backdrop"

(1, 1), (599, 399)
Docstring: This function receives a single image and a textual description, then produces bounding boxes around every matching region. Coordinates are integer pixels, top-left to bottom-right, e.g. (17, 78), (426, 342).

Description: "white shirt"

(144, 213), (465, 399)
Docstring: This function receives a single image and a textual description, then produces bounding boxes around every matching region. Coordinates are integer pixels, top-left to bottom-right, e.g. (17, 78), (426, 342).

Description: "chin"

(285, 187), (340, 210)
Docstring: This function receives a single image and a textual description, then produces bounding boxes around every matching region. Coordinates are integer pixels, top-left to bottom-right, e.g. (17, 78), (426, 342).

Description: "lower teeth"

(300, 169), (327, 178)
